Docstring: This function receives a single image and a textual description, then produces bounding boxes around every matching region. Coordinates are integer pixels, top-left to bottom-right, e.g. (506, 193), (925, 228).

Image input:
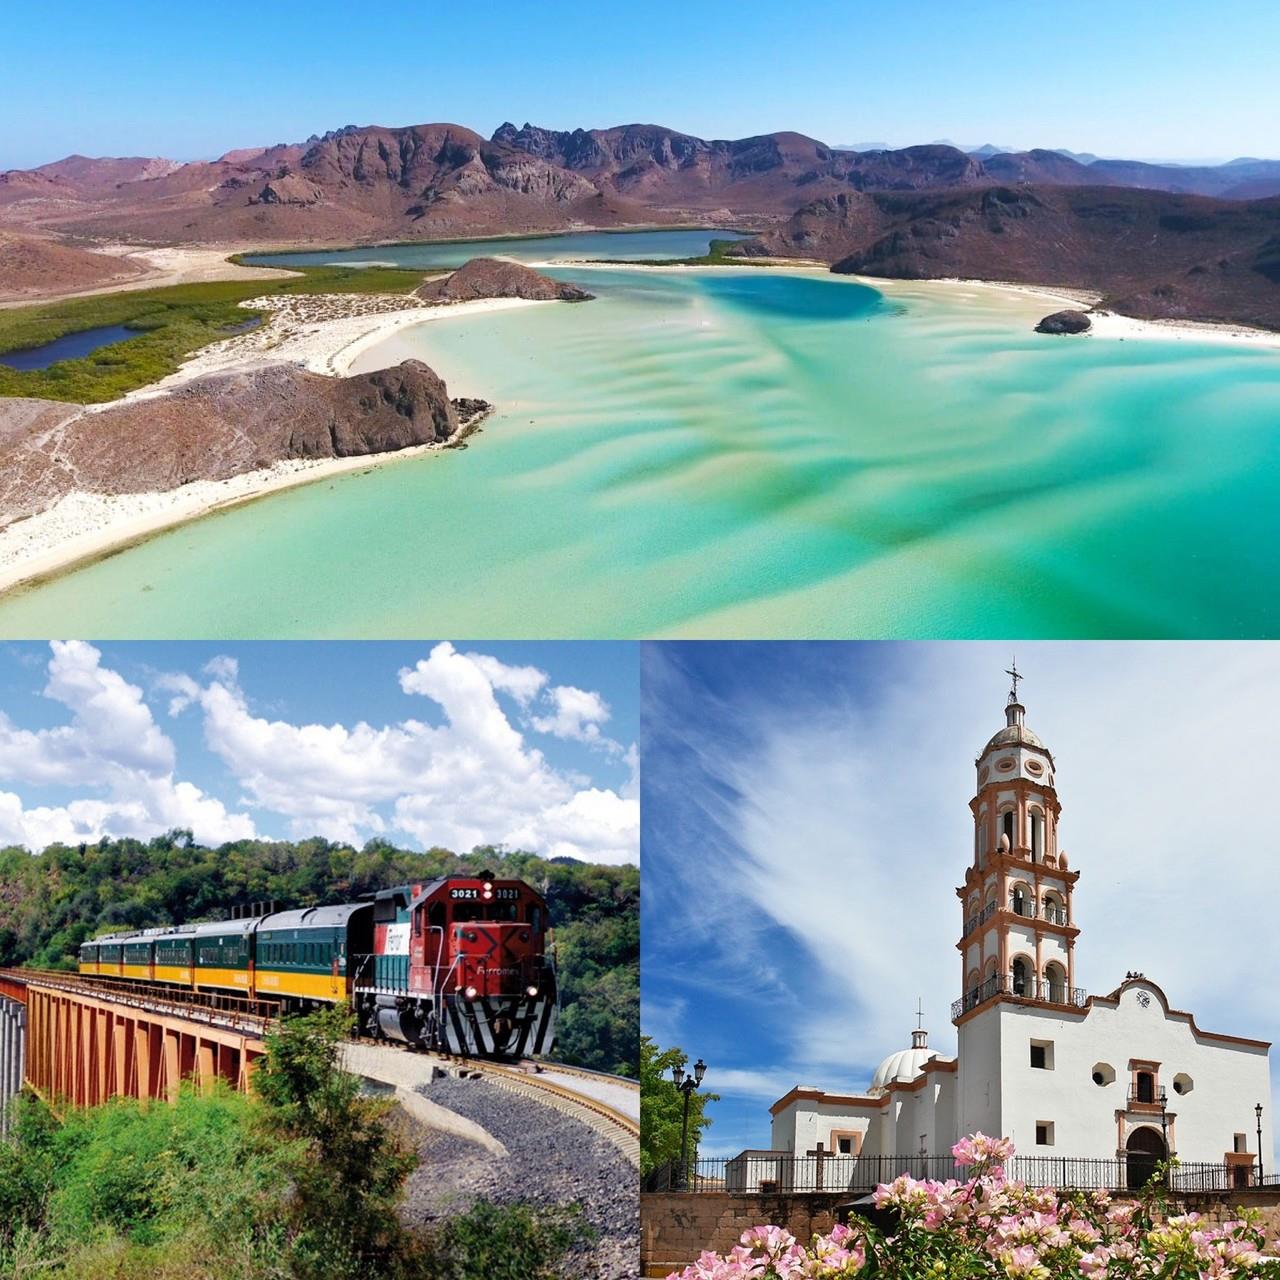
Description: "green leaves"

(640, 1036), (720, 1178)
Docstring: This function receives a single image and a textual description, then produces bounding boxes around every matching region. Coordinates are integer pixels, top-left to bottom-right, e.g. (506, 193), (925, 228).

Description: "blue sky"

(0, 640), (638, 863)
(5, 0), (1276, 169)
(641, 642), (1280, 1157)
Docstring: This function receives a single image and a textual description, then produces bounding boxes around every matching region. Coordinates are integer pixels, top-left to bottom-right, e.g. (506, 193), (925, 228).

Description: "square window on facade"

(838, 1137), (852, 1154)
(1030, 1039), (1054, 1069)
(1036, 1121), (1055, 1146)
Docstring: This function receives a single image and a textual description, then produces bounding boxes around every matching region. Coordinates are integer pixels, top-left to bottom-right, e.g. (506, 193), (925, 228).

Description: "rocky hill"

(731, 185), (1280, 329)
(414, 256), (594, 303)
(0, 359), (473, 526)
(0, 232), (149, 300)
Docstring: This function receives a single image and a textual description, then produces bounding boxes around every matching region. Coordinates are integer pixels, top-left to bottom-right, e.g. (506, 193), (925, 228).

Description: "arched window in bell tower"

(1002, 809), (1016, 851)
(1011, 956), (1030, 997)
(1030, 811), (1044, 862)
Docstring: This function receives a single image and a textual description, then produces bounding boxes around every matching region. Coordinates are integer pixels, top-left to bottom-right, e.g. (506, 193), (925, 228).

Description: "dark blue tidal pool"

(0, 324), (140, 371)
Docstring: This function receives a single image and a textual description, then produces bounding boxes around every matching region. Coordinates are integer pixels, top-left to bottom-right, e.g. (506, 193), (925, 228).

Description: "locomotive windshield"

(451, 902), (521, 922)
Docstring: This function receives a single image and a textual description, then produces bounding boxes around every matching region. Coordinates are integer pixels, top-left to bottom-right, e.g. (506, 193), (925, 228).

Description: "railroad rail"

(429, 1053), (640, 1164)
(0, 967), (280, 1036)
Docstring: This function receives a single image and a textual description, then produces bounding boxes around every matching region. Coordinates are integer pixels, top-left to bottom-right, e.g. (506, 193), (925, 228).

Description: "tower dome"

(869, 1028), (934, 1093)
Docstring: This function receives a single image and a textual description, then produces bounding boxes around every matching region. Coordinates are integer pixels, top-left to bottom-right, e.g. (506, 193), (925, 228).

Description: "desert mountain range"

(5, 121), (1280, 244)
(2, 120), (1278, 327)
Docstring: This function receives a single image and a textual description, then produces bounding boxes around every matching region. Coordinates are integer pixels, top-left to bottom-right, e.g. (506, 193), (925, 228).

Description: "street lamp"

(1256, 1104), (1265, 1183)
(1158, 1087), (1170, 1188)
(672, 1057), (707, 1190)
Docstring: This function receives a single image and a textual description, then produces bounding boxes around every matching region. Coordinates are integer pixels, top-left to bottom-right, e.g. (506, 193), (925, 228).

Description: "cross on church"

(806, 1141), (830, 1191)
(1006, 658), (1023, 702)
(915, 997), (925, 1030)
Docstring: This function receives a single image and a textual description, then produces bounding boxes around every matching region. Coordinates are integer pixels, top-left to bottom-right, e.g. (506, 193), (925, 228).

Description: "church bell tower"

(953, 666), (1081, 1024)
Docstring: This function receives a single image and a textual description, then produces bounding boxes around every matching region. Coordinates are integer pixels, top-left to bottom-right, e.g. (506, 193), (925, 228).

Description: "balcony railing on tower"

(962, 901), (997, 938)
(952, 973), (1088, 1020)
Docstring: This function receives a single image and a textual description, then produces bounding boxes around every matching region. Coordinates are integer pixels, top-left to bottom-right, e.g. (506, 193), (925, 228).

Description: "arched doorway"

(1125, 1126), (1166, 1189)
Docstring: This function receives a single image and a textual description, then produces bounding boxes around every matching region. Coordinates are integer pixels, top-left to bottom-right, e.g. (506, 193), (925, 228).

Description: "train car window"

(414, 910), (422, 936)
(530, 907), (542, 932)
(429, 904), (445, 928)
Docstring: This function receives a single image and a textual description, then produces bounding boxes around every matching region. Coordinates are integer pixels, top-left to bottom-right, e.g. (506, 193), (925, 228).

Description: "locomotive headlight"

(464, 985), (479, 1000)
(482, 880), (493, 900)
(526, 985), (539, 997)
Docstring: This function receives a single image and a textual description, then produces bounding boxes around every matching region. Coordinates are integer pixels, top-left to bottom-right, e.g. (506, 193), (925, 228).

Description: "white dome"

(870, 1039), (935, 1093)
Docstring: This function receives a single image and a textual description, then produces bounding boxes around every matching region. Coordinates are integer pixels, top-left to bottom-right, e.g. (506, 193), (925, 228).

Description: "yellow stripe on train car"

(153, 966), (193, 986)
(255, 968), (345, 1001)
(122, 965), (151, 981)
(195, 968), (252, 992)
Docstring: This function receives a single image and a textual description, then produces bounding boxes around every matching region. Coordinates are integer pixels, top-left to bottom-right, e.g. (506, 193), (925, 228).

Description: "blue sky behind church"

(5, 0), (1278, 169)
(641, 642), (1280, 1157)
(0, 640), (638, 864)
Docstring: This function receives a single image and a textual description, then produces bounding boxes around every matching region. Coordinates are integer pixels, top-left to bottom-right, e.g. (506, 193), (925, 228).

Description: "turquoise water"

(244, 228), (750, 270)
(1, 250), (1278, 638)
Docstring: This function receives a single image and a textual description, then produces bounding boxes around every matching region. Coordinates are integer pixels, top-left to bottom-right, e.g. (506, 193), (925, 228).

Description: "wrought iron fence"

(962, 901), (997, 938)
(952, 973), (1088, 1020)
(646, 1152), (1277, 1196)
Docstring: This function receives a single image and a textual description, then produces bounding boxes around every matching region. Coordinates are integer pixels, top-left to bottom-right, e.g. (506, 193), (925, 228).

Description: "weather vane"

(1005, 657), (1023, 703)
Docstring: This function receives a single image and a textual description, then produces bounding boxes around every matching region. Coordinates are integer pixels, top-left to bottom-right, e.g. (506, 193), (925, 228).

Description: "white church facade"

(759, 679), (1271, 1189)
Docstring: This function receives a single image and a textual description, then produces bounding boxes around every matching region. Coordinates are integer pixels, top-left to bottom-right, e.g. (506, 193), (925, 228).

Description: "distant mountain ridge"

(1, 118), (1278, 329)
(4, 119), (1280, 250)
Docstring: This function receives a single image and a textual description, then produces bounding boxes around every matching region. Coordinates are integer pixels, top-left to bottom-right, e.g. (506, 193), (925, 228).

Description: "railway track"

(441, 1054), (640, 1165)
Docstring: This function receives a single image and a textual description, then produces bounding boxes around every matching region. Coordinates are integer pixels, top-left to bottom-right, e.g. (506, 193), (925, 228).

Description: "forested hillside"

(0, 834), (638, 1077)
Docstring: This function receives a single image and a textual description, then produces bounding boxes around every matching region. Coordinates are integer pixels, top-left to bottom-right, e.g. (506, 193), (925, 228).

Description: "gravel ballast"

(402, 1073), (639, 1279)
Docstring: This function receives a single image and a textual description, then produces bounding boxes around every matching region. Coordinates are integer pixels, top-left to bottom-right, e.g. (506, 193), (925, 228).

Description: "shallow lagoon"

(1, 241), (1278, 638)
(244, 227), (751, 270)
(0, 323), (139, 371)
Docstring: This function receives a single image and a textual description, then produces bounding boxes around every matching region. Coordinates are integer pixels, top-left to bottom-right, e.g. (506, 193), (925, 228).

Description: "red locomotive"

(352, 872), (557, 1057)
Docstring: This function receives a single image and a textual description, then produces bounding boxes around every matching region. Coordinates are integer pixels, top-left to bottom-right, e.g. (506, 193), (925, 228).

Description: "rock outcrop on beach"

(0, 360), (473, 528)
(1035, 309), (1092, 334)
(415, 257), (594, 304)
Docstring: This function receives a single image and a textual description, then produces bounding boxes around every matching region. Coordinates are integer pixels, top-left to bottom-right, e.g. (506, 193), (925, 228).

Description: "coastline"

(2, 254), (1276, 600)
(0, 292), (543, 597)
(857, 274), (1280, 349)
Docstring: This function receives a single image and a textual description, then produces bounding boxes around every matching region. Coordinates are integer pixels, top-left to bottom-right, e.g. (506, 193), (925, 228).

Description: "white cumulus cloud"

(0, 641), (254, 847)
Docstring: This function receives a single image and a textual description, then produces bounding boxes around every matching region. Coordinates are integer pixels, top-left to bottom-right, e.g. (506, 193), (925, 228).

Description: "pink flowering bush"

(666, 1134), (1280, 1279)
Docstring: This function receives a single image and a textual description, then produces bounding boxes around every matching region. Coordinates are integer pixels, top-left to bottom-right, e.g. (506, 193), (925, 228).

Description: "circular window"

(1026, 759), (1043, 775)
(1092, 1062), (1116, 1087)
(997, 758), (1016, 772)
(1173, 1073), (1194, 1096)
